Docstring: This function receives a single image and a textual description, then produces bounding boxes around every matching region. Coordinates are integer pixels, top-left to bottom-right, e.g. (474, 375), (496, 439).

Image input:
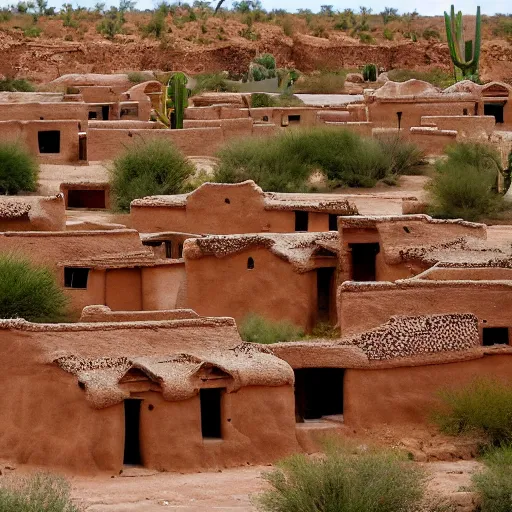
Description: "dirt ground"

(64, 459), (481, 511)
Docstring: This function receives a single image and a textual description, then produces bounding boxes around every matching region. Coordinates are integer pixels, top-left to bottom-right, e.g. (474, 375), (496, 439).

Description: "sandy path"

(70, 459), (480, 511)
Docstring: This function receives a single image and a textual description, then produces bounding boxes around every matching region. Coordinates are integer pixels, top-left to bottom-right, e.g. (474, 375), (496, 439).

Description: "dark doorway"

(484, 103), (504, 124)
(328, 214), (338, 231)
(64, 267), (89, 289)
(165, 241), (172, 258)
(295, 211), (309, 231)
(67, 189), (106, 209)
(482, 327), (509, 346)
(78, 135), (87, 161)
(88, 111), (97, 120)
(317, 267), (334, 323)
(350, 243), (380, 281)
(294, 368), (344, 422)
(123, 399), (142, 465)
(101, 105), (110, 120)
(38, 130), (60, 153)
(288, 115), (301, 123)
(200, 388), (223, 439)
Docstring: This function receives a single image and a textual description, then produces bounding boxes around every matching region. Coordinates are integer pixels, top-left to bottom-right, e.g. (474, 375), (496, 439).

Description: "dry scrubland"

(0, 4), (511, 83)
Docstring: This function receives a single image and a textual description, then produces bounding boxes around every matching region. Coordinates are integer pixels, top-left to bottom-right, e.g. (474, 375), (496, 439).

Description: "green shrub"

(359, 32), (375, 44)
(214, 128), (423, 192)
(433, 378), (512, 446)
(254, 53), (276, 70)
(387, 68), (455, 89)
(23, 25), (42, 37)
(239, 314), (304, 344)
(473, 445), (512, 512)
(0, 141), (38, 194)
(127, 71), (150, 83)
(191, 72), (239, 95)
(110, 139), (195, 211)
(383, 27), (394, 40)
(293, 71), (346, 94)
(423, 27), (441, 40)
(0, 472), (82, 511)
(362, 63), (378, 81)
(427, 142), (504, 221)
(0, 78), (35, 92)
(256, 443), (426, 512)
(0, 254), (68, 323)
(140, 8), (167, 38)
(250, 93), (276, 107)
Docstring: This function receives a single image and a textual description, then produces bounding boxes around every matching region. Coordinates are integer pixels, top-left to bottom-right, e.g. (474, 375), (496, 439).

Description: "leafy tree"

(320, 4), (334, 16)
(96, 6), (124, 39)
(381, 6), (398, 24)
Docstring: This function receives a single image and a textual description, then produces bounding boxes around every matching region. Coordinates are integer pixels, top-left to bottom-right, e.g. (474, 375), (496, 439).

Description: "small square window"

(38, 130), (60, 154)
(482, 327), (509, 346)
(64, 267), (89, 289)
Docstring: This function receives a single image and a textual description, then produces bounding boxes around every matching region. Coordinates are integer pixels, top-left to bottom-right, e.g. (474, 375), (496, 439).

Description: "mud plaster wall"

(185, 247), (318, 330)
(421, 267), (512, 280)
(66, 265), (185, 314)
(349, 314), (479, 360)
(87, 127), (225, 160)
(407, 129), (458, 156)
(0, 230), (146, 271)
(368, 101), (477, 130)
(0, 342), (123, 473)
(135, 385), (298, 472)
(421, 115), (495, 139)
(339, 284), (512, 336)
(344, 354), (512, 427)
(0, 120), (80, 163)
(0, 103), (88, 123)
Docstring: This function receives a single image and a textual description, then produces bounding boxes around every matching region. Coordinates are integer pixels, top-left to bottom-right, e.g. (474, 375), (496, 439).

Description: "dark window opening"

(247, 257), (254, 269)
(123, 399), (142, 465)
(88, 111), (97, 119)
(317, 267), (334, 323)
(225, 198), (230, 204)
(397, 111), (403, 130)
(484, 103), (504, 124)
(67, 189), (106, 209)
(101, 105), (110, 120)
(78, 136), (87, 161)
(262, 115), (269, 121)
(482, 327), (509, 346)
(64, 267), (89, 289)
(288, 115), (301, 123)
(403, 226), (411, 233)
(463, 108), (468, 116)
(328, 214), (338, 231)
(38, 130), (60, 154)
(294, 368), (344, 422)
(178, 243), (184, 258)
(350, 242), (380, 281)
(165, 241), (172, 258)
(295, 211), (309, 232)
(200, 388), (223, 439)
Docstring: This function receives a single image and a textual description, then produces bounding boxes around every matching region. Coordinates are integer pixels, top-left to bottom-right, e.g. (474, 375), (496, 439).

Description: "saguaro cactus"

(444, 5), (481, 81)
(153, 72), (189, 129)
(362, 63), (378, 82)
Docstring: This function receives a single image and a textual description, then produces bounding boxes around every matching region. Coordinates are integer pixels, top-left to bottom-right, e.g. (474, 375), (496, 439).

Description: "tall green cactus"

(444, 5), (481, 81)
(362, 63), (377, 82)
(153, 72), (189, 129)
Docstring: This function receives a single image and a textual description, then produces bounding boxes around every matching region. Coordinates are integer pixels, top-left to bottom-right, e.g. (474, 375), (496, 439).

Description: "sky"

(1, 0), (510, 17)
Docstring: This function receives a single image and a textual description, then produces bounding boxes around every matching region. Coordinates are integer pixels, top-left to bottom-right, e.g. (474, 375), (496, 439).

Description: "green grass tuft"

(0, 141), (38, 195)
(110, 139), (195, 212)
(0, 254), (68, 323)
(239, 314), (304, 344)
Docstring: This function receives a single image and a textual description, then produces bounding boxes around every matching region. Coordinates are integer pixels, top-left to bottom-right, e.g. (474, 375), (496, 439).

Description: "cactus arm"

(472, 6), (481, 73)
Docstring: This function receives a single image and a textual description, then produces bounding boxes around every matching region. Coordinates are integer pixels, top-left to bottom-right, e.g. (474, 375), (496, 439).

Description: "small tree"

(110, 139), (194, 211)
(96, 6), (124, 39)
(0, 141), (38, 195)
(0, 254), (68, 323)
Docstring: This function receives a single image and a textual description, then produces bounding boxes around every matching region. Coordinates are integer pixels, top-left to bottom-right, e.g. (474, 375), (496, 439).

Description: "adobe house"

(338, 217), (512, 338)
(337, 214), (486, 284)
(60, 182), (111, 210)
(0, 195), (65, 231)
(271, 313), (512, 429)
(131, 180), (358, 235)
(480, 82), (512, 128)
(183, 232), (339, 331)
(59, 252), (186, 313)
(0, 313), (297, 473)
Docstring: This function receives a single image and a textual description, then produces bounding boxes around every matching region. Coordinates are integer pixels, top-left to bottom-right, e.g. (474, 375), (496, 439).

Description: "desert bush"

(387, 68), (455, 89)
(23, 25), (42, 37)
(293, 71), (346, 94)
(140, 6), (167, 38)
(0, 254), (68, 323)
(0, 472), (81, 511)
(0, 141), (38, 194)
(191, 72), (239, 95)
(110, 139), (194, 211)
(383, 27), (394, 40)
(256, 443), (426, 512)
(423, 27), (441, 40)
(0, 78), (35, 92)
(96, 6), (124, 39)
(126, 71), (150, 83)
(427, 142), (504, 221)
(215, 128), (423, 192)
(376, 134), (425, 175)
(239, 314), (304, 344)
(359, 31), (375, 44)
(433, 378), (512, 446)
(250, 93), (276, 107)
(472, 445), (512, 512)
